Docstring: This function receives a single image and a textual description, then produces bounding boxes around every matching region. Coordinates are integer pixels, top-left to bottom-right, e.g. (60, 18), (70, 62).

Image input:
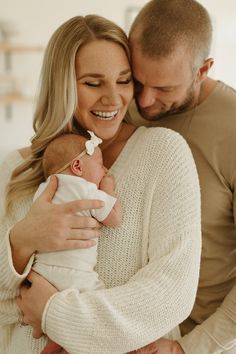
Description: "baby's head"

(43, 132), (107, 186)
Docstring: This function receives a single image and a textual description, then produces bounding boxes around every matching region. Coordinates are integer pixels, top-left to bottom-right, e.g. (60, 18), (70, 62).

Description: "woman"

(0, 15), (201, 353)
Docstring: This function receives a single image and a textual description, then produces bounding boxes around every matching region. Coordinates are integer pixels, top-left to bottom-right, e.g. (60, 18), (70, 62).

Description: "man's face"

(131, 44), (200, 121)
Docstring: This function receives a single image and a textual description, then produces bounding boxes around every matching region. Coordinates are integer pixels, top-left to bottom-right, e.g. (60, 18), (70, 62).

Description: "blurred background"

(0, 0), (235, 162)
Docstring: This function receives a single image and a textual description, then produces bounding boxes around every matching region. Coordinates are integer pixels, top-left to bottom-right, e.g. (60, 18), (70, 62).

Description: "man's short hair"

(129, 0), (213, 70)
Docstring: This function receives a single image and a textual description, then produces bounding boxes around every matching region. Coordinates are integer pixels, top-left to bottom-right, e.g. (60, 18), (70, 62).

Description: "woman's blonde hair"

(5, 15), (130, 213)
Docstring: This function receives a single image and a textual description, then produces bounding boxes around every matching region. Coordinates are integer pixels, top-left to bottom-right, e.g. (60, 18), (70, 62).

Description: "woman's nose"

(101, 87), (122, 106)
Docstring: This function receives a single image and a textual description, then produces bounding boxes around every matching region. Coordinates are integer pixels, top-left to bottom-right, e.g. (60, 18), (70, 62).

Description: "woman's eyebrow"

(78, 73), (104, 80)
(78, 69), (131, 80)
(120, 69), (132, 75)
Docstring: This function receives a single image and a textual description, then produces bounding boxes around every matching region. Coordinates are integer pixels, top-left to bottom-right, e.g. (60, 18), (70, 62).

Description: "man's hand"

(16, 271), (58, 338)
(128, 338), (185, 354)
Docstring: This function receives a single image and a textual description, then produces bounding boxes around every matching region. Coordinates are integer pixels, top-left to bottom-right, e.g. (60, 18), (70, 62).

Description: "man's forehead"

(132, 49), (193, 86)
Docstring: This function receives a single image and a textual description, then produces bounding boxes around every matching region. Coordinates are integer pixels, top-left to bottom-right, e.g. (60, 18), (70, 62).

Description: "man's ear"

(197, 57), (214, 82)
(70, 159), (83, 176)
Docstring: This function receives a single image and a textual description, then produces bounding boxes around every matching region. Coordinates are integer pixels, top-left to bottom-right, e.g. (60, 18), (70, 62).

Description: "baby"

(33, 130), (122, 292)
(32, 131), (122, 354)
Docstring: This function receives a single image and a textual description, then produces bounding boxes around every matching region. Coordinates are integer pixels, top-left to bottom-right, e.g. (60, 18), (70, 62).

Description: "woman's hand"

(16, 271), (57, 339)
(10, 175), (103, 273)
(127, 338), (185, 354)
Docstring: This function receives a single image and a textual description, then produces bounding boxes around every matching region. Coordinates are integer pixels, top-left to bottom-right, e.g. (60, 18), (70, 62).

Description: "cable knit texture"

(0, 127), (201, 354)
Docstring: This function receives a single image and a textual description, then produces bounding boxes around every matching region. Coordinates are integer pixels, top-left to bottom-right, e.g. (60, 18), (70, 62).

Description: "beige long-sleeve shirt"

(127, 81), (236, 354)
(0, 127), (201, 353)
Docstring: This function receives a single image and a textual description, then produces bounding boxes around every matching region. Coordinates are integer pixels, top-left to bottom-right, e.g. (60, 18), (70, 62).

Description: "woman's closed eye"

(117, 77), (133, 85)
(85, 81), (100, 87)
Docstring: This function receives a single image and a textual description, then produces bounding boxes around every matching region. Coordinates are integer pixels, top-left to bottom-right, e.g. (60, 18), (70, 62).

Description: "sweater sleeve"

(178, 286), (236, 353)
(178, 172), (236, 354)
(0, 155), (34, 325)
(42, 133), (201, 354)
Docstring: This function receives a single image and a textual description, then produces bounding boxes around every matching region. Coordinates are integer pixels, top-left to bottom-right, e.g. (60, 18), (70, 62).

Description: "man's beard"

(136, 83), (197, 121)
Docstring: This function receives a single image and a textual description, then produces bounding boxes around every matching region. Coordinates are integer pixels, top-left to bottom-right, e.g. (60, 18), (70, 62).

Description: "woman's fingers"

(69, 227), (101, 240)
(26, 270), (42, 283)
(32, 327), (44, 339)
(67, 215), (102, 232)
(36, 175), (58, 202)
(14, 187), (104, 254)
(16, 271), (57, 339)
(62, 199), (104, 215)
(16, 296), (22, 310)
(64, 239), (97, 249)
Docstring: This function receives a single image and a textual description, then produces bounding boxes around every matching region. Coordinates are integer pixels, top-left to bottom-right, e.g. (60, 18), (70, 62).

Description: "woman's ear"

(70, 159), (83, 176)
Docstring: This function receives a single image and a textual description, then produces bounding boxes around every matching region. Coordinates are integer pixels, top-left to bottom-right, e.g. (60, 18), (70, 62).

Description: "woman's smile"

(91, 110), (119, 120)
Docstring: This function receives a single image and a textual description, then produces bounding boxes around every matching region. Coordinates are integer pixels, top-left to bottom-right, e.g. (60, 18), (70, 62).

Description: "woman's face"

(74, 39), (133, 140)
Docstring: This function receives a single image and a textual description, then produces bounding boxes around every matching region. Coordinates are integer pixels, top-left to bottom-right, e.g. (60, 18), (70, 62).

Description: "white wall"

(0, 0), (235, 162)
(199, 0), (236, 85)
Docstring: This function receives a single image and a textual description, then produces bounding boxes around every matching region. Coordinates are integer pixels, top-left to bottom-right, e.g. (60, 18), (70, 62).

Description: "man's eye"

(158, 87), (174, 93)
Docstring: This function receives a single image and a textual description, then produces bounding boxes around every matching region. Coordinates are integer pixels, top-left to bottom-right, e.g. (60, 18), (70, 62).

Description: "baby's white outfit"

(33, 174), (116, 291)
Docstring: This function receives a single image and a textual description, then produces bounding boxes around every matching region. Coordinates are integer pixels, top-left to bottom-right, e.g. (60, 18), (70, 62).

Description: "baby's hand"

(99, 175), (116, 193)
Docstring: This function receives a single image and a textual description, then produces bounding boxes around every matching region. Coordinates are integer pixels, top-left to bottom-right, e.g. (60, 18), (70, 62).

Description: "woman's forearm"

(9, 222), (34, 274)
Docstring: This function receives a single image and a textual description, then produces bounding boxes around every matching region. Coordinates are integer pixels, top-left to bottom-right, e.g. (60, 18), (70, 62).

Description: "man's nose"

(137, 86), (156, 108)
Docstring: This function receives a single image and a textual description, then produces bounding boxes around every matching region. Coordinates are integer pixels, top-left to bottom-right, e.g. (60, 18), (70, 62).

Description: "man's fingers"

(37, 175), (58, 202)
(64, 199), (104, 214)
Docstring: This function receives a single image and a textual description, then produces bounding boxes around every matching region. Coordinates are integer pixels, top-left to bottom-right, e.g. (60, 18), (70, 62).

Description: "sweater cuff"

(178, 309), (236, 354)
(41, 291), (61, 334)
(0, 227), (34, 287)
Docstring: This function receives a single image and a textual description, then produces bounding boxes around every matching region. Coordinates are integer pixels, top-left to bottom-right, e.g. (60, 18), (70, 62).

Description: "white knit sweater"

(0, 127), (201, 354)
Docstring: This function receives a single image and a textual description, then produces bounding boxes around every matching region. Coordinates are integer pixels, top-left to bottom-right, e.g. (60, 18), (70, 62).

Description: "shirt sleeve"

(178, 172), (236, 354)
(178, 286), (236, 353)
(41, 134), (202, 354)
(0, 155), (34, 325)
(90, 188), (117, 221)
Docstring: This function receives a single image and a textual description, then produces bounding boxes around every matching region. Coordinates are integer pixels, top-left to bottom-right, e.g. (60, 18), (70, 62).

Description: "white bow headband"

(85, 130), (103, 155)
(54, 130), (103, 174)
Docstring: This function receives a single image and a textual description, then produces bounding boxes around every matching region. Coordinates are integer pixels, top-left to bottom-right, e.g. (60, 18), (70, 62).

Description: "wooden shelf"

(0, 43), (44, 53)
(0, 42), (42, 118)
(0, 93), (33, 104)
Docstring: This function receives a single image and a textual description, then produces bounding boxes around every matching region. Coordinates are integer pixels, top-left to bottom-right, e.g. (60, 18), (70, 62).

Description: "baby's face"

(81, 147), (107, 186)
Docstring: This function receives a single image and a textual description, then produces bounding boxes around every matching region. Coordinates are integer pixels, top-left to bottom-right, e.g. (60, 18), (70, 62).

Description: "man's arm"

(134, 175), (236, 354)
(177, 283), (236, 354)
(178, 174), (236, 354)
(127, 285), (236, 354)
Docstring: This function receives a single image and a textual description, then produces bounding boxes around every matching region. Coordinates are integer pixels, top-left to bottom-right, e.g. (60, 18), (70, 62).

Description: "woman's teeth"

(92, 110), (118, 120)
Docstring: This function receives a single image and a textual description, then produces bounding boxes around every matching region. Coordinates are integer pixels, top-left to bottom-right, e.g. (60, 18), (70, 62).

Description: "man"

(127, 0), (236, 353)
